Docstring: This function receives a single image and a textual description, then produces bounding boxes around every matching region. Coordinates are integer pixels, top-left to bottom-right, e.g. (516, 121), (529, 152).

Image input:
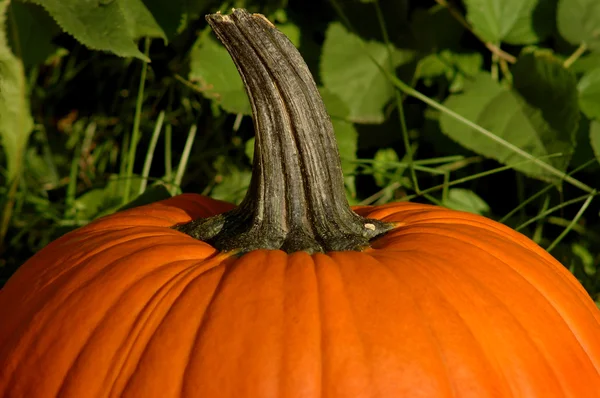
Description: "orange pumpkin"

(1, 9), (600, 398)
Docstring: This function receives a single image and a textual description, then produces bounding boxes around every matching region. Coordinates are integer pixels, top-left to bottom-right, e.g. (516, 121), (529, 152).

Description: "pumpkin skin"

(1, 193), (600, 398)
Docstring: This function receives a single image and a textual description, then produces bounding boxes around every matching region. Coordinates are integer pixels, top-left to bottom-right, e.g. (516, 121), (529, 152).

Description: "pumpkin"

(1, 9), (600, 398)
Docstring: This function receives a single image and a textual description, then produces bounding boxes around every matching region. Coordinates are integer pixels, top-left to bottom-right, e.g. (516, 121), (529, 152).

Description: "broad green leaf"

(331, 118), (358, 198)
(463, 0), (555, 45)
(557, 0), (600, 51)
(440, 54), (579, 182)
(417, 50), (483, 92)
(141, 0), (188, 40)
(320, 88), (358, 196)
(591, 120), (600, 161)
(578, 69), (600, 120)
(211, 156), (251, 204)
(74, 174), (143, 219)
(189, 33), (251, 115)
(6, 2), (58, 68)
(27, 0), (166, 61)
(24, 145), (60, 187)
(443, 188), (490, 215)
(320, 22), (415, 124)
(571, 115), (598, 169)
(512, 51), (580, 144)
(118, 184), (172, 211)
(245, 137), (255, 163)
(277, 23), (301, 48)
(0, 1), (34, 181)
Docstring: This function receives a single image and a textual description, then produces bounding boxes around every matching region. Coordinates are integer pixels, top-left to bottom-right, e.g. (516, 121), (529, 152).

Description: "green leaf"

(512, 51), (580, 144)
(277, 23), (301, 48)
(118, 184), (172, 211)
(372, 148), (400, 188)
(443, 188), (490, 215)
(141, 0), (188, 40)
(578, 69), (600, 120)
(27, 0), (166, 61)
(211, 156), (251, 204)
(74, 174), (143, 219)
(557, 0), (600, 51)
(6, 2), (59, 68)
(417, 50), (483, 92)
(591, 120), (600, 161)
(320, 88), (358, 196)
(332, 118), (358, 198)
(320, 22), (415, 124)
(571, 115), (598, 170)
(245, 137), (255, 163)
(440, 52), (579, 182)
(0, 1), (34, 181)
(189, 33), (251, 115)
(463, 0), (555, 45)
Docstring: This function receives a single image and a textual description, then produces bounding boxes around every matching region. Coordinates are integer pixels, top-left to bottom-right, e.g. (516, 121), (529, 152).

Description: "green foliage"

(1, 0), (600, 305)
(443, 188), (490, 215)
(0, 0), (33, 182)
(440, 51), (579, 182)
(189, 33), (251, 115)
(578, 69), (600, 120)
(463, 0), (555, 44)
(26, 0), (166, 60)
(320, 22), (415, 123)
(557, 0), (600, 51)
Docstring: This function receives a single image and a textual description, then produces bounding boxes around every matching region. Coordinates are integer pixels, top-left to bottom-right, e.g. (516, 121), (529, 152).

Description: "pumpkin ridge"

(116, 257), (232, 397)
(397, 225), (600, 319)
(396, 231), (600, 385)
(103, 257), (227, 396)
(377, 248), (568, 397)
(3, 248), (136, 396)
(177, 258), (238, 397)
(313, 253), (375, 396)
(371, 249), (511, 396)
(37, 230), (190, 290)
(368, 253), (460, 398)
(329, 253), (379, 395)
(412, 250), (568, 397)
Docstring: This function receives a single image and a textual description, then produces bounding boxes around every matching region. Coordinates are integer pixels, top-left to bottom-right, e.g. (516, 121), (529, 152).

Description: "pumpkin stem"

(174, 9), (394, 254)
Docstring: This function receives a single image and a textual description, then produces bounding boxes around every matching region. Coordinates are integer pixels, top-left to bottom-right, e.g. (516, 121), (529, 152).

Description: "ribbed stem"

(174, 9), (394, 254)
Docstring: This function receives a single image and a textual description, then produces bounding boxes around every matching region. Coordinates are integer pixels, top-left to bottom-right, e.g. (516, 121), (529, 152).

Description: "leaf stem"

(372, 0), (420, 193)
(139, 111), (165, 194)
(546, 190), (596, 252)
(385, 73), (594, 194)
(563, 43), (588, 69)
(433, 0), (517, 64)
(123, 37), (151, 205)
(516, 192), (600, 232)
